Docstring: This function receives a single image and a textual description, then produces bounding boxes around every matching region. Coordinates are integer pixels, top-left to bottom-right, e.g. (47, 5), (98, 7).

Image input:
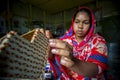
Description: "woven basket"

(0, 28), (49, 80)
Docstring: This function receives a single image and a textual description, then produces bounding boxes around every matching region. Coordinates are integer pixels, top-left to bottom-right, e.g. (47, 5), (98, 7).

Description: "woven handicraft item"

(0, 28), (49, 80)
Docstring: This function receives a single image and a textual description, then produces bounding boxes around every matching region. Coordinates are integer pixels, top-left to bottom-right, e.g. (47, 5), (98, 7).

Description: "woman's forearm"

(69, 58), (98, 77)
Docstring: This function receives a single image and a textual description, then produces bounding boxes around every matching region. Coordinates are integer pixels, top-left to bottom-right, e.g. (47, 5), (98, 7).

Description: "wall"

(0, 0), (54, 35)
(95, 0), (120, 43)
(0, 0), (120, 40)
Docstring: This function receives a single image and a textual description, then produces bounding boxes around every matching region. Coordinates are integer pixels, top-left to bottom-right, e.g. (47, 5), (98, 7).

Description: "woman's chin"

(76, 35), (85, 38)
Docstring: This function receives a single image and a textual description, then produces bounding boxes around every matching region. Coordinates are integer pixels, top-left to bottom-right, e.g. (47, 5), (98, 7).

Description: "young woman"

(42, 6), (108, 80)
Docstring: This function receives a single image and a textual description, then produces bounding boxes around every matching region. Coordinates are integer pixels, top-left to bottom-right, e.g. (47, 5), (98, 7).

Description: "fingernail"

(61, 59), (66, 65)
(49, 39), (53, 42)
(50, 42), (55, 46)
(51, 49), (57, 53)
(64, 57), (68, 60)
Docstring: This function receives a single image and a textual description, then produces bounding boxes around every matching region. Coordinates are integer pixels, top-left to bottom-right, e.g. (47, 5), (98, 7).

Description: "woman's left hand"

(49, 39), (75, 68)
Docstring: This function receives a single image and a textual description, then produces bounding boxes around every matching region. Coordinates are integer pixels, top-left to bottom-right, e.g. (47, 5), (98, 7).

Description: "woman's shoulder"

(90, 33), (108, 56)
(92, 33), (106, 40)
(90, 33), (107, 44)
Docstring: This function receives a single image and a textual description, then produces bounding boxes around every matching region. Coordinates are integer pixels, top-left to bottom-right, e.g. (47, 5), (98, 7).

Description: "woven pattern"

(0, 28), (49, 80)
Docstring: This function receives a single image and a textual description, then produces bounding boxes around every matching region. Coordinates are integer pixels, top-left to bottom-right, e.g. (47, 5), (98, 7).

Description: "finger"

(47, 52), (53, 59)
(49, 39), (68, 49)
(60, 56), (74, 68)
(40, 28), (45, 34)
(45, 30), (53, 39)
(51, 48), (70, 56)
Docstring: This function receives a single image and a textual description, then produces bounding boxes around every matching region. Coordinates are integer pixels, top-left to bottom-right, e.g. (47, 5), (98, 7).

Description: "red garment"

(48, 7), (108, 80)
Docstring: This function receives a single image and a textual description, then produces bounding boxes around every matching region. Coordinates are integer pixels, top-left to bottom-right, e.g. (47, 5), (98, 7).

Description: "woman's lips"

(77, 30), (83, 34)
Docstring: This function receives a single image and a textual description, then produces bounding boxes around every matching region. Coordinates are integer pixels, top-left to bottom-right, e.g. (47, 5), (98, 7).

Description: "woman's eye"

(75, 21), (79, 23)
(74, 20), (79, 23)
(84, 21), (90, 24)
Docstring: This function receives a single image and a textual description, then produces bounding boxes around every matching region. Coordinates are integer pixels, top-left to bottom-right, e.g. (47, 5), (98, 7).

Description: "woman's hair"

(73, 7), (92, 27)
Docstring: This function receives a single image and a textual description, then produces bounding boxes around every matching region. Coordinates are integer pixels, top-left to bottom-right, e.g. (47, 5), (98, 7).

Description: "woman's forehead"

(75, 12), (90, 20)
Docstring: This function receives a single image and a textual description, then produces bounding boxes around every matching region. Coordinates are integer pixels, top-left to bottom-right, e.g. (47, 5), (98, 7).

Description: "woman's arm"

(69, 57), (98, 77)
(49, 39), (106, 77)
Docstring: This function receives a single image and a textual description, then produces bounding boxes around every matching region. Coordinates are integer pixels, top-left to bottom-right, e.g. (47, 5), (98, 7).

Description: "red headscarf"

(60, 6), (95, 46)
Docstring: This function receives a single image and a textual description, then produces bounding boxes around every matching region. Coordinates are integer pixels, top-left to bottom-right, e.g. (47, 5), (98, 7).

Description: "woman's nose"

(78, 22), (83, 29)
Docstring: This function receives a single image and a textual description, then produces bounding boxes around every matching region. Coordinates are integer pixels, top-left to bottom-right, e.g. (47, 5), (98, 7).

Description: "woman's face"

(73, 11), (90, 39)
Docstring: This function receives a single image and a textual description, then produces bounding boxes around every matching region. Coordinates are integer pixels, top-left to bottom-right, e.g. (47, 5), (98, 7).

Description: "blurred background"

(0, 0), (120, 80)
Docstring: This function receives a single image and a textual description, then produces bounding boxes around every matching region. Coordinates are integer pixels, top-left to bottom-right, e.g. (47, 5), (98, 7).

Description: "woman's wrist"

(69, 56), (82, 71)
(68, 56), (78, 69)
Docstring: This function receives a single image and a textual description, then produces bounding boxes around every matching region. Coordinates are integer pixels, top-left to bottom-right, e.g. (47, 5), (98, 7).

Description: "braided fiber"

(0, 28), (49, 80)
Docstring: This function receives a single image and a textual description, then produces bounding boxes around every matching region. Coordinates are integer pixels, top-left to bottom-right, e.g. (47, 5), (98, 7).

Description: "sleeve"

(87, 37), (108, 72)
